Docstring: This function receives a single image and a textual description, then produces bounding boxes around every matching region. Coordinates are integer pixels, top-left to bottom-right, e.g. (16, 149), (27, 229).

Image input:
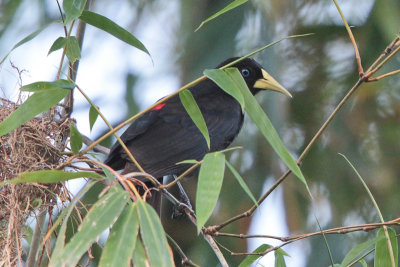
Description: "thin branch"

(166, 234), (200, 267)
(214, 218), (400, 243)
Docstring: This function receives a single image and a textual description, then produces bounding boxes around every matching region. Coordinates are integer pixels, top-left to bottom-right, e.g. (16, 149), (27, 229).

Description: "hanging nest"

(0, 98), (69, 265)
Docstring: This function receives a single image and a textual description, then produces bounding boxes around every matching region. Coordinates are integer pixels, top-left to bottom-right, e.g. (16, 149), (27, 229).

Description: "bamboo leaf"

(20, 80), (75, 92)
(52, 190), (130, 266)
(89, 105), (99, 131)
(65, 36), (81, 63)
(70, 122), (83, 154)
(0, 84), (70, 137)
(225, 160), (258, 206)
(63, 0), (87, 25)
(137, 199), (174, 267)
(1, 21), (56, 64)
(204, 68), (245, 110)
(132, 237), (148, 267)
(275, 248), (289, 267)
(195, 0), (248, 31)
(99, 203), (139, 267)
(179, 90), (210, 149)
(196, 152), (225, 233)
(79, 10), (150, 56)
(0, 170), (103, 186)
(48, 37), (68, 55)
(374, 227), (398, 267)
(238, 244), (271, 267)
(340, 236), (382, 267)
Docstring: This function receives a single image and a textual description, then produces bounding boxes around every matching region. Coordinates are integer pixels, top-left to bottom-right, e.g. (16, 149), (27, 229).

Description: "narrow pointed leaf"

(179, 90), (210, 148)
(195, 0), (248, 31)
(226, 68), (308, 189)
(196, 152), (225, 233)
(0, 170), (103, 186)
(54, 190), (130, 266)
(1, 21), (56, 64)
(132, 237), (148, 267)
(225, 160), (257, 206)
(0, 85), (70, 137)
(176, 159), (199, 165)
(48, 37), (68, 55)
(89, 105), (99, 131)
(65, 36), (81, 63)
(79, 10), (150, 56)
(204, 68), (245, 110)
(238, 244), (272, 267)
(63, 0), (87, 25)
(20, 79), (75, 92)
(374, 227), (398, 267)
(99, 203), (139, 267)
(49, 181), (96, 265)
(275, 248), (289, 267)
(137, 199), (174, 267)
(70, 123), (83, 154)
(340, 236), (382, 267)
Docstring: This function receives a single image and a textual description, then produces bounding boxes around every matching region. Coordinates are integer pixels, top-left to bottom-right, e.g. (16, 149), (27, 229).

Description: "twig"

(215, 218), (400, 243)
(26, 207), (47, 267)
(166, 234), (200, 267)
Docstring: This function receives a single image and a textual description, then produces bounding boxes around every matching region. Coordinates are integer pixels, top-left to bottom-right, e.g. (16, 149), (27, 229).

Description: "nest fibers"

(0, 98), (68, 265)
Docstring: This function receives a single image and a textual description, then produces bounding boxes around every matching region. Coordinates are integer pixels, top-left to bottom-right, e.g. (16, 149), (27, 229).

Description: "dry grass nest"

(0, 98), (69, 264)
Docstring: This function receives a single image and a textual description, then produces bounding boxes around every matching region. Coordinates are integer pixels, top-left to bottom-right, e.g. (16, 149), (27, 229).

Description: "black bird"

(104, 57), (291, 211)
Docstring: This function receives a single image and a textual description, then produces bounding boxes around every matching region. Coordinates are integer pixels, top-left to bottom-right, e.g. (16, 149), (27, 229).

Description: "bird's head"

(217, 57), (292, 97)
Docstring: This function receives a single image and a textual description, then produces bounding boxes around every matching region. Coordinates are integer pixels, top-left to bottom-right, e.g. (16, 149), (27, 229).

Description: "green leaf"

(79, 10), (150, 56)
(179, 90), (210, 149)
(132, 237), (148, 267)
(224, 68), (308, 190)
(136, 199), (174, 267)
(0, 170), (103, 186)
(340, 236), (382, 267)
(374, 227), (398, 267)
(65, 36), (81, 63)
(89, 105), (99, 131)
(196, 152), (225, 233)
(20, 79), (75, 92)
(176, 159), (199, 165)
(63, 0), (87, 25)
(195, 0), (248, 31)
(204, 68), (245, 110)
(69, 123), (83, 154)
(53, 190), (130, 266)
(0, 85), (70, 137)
(225, 160), (258, 206)
(48, 37), (68, 55)
(1, 21), (56, 64)
(275, 248), (289, 267)
(99, 203), (139, 267)
(238, 244), (271, 267)
(50, 181), (96, 265)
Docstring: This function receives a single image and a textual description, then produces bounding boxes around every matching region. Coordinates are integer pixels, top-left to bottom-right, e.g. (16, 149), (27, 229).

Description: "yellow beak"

(254, 69), (292, 97)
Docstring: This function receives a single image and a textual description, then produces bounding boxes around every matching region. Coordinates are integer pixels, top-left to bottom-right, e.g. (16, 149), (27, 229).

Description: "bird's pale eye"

(241, 68), (250, 78)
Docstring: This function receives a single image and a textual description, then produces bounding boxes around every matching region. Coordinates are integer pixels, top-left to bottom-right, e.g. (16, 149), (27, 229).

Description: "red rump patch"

(152, 103), (166, 111)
